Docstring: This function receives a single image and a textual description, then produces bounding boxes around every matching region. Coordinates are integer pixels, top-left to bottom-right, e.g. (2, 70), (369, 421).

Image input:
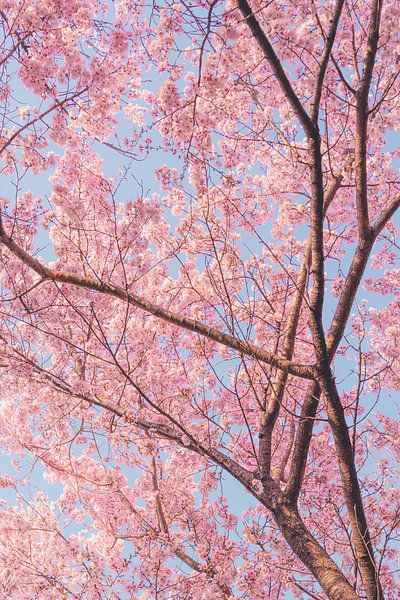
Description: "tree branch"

(0, 88), (88, 156)
(259, 171), (345, 482)
(373, 192), (400, 235)
(151, 457), (232, 597)
(237, 0), (317, 138)
(307, 191), (400, 599)
(0, 230), (315, 380)
(311, 0), (345, 123)
(0, 332), (358, 600)
(326, 234), (374, 357)
(326, 193), (400, 359)
(317, 368), (383, 600)
(285, 382), (320, 501)
(354, 0), (383, 240)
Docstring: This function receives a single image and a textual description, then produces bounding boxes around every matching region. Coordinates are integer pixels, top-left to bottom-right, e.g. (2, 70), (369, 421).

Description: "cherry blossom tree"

(0, 0), (399, 598)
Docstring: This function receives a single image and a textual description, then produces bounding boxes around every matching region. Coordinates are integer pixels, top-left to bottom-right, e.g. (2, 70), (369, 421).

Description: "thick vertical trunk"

(271, 501), (359, 600)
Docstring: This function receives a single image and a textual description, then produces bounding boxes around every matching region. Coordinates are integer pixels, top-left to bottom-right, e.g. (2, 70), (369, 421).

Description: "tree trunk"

(271, 500), (359, 600)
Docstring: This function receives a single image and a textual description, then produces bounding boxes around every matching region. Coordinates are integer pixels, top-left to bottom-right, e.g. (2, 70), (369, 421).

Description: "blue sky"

(0, 3), (399, 598)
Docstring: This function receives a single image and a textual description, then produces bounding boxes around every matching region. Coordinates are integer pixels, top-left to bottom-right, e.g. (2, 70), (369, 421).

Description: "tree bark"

(270, 497), (360, 600)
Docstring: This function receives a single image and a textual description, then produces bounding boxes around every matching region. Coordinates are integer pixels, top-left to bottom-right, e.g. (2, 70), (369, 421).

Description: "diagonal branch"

(0, 88), (88, 156)
(1, 335), (256, 493)
(373, 193), (400, 235)
(237, 0), (317, 138)
(326, 193), (400, 359)
(150, 457), (232, 597)
(326, 233), (374, 357)
(0, 230), (315, 380)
